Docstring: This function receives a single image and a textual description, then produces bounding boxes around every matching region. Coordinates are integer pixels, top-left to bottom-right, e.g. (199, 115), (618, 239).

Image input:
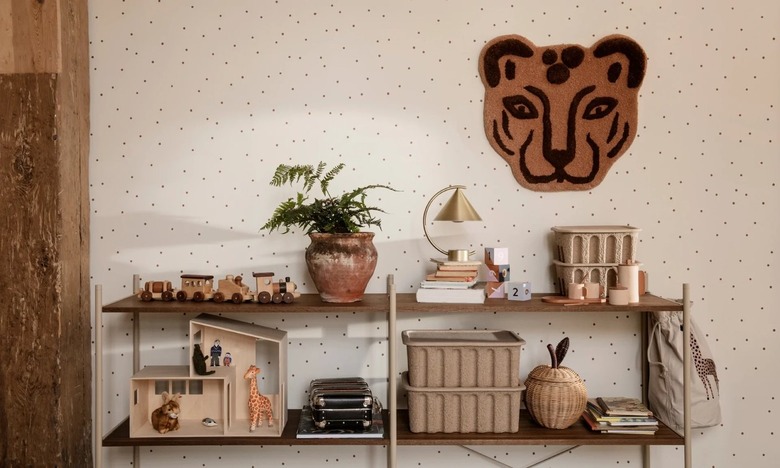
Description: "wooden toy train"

(137, 272), (300, 304)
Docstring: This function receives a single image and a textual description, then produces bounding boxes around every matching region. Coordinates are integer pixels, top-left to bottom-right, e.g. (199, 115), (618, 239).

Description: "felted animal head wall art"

(479, 34), (647, 192)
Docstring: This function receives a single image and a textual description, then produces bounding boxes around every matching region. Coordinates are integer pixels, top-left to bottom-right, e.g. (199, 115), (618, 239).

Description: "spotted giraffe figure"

(244, 364), (274, 431)
(690, 333), (719, 400)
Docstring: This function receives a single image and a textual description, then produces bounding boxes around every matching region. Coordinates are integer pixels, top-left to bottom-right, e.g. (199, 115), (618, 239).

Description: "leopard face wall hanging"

(479, 35), (647, 192)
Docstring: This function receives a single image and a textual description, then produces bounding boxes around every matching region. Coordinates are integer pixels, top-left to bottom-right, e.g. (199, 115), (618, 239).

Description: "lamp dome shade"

(433, 187), (482, 222)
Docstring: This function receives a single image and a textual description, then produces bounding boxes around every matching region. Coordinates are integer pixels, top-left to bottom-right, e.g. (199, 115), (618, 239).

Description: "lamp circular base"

(447, 249), (471, 262)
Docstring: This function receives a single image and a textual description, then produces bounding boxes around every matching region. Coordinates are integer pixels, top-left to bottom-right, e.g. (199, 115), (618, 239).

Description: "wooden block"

(486, 282), (506, 298)
(486, 263), (510, 282)
(507, 282), (532, 301)
(485, 247), (509, 266)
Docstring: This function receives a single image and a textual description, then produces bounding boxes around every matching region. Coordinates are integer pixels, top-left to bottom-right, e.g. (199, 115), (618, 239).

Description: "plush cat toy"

(151, 391), (181, 434)
(192, 343), (215, 375)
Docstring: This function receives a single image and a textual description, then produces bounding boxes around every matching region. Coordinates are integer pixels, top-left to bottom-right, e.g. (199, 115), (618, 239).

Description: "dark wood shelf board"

(103, 293), (681, 315)
(102, 409), (682, 447)
(396, 293), (682, 313)
(396, 410), (683, 446)
(102, 409), (389, 446)
(102, 293), (391, 314)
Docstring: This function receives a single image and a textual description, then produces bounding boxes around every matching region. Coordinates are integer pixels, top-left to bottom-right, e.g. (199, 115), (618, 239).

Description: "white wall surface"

(89, 1), (779, 466)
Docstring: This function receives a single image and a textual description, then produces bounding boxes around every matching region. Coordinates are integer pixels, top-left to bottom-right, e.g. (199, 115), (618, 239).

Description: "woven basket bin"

(524, 365), (588, 429)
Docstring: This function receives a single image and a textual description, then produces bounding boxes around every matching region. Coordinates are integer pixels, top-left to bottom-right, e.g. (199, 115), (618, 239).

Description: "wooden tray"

(540, 296), (606, 305)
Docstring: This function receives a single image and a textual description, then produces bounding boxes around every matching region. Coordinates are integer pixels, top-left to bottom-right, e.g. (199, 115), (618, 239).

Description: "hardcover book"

(415, 284), (485, 304)
(587, 400), (658, 425)
(582, 411), (658, 434)
(596, 397), (654, 417)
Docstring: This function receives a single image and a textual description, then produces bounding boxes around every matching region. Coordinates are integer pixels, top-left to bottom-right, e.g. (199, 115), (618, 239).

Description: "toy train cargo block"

(176, 274), (215, 302)
(253, 272), (300, 304)
(485, 247), (509, 266)
(137, 280), (175, 302)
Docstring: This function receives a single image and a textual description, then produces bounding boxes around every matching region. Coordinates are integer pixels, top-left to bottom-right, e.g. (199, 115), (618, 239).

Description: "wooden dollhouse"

(128, 313), (288, 437)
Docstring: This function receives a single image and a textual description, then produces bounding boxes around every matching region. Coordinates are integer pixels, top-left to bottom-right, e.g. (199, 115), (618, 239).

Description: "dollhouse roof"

(190, 313), (287, 343)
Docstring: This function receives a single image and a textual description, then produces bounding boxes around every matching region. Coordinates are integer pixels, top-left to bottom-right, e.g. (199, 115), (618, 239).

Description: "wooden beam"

(0, 0), (90, 465)
(0, 0), (61, 73)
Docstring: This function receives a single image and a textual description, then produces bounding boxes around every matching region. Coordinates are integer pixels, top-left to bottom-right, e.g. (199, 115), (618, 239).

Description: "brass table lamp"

(422, 185), (482, 262)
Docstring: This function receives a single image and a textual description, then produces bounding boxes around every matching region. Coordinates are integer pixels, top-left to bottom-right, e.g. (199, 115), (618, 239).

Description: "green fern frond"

(262, 161), (398, 235)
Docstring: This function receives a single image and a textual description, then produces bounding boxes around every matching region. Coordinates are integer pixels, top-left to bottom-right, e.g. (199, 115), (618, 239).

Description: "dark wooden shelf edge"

(102, 409), (683, 447)
(102, 292), (682, 314)
(102, 409), (389, 446)
(396, 410), (683, 446)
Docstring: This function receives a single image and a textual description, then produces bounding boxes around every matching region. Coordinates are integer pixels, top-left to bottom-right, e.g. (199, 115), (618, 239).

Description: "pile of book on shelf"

(582, 397), (659, 435)
(415, 258), (485, 304)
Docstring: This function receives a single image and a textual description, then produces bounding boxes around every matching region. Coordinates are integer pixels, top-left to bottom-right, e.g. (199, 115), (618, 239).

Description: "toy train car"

(252, 272), (300, 304)
(137, 280), (175, 302)
(136, 273), (299, 304)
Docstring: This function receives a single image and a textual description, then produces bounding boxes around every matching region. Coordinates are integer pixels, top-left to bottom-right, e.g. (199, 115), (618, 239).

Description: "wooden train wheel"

(213, 292), (225, 303)
(161, 291), (173, 301)
(258, 291), (271, 304)
(140, 291), (152, 302)
(272, 293), (283, 304)
(176, 290), (188, 302)
(282, 292), (294, 303)
(231, 293), (243, 304)
(193, 291), (205, 302)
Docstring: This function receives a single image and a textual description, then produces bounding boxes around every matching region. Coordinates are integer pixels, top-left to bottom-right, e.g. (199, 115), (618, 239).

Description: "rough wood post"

(0, 0), (91, 466)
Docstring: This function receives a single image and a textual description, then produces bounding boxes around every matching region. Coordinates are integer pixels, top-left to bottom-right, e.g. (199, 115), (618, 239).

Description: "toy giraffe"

(243, 364), (273, 431)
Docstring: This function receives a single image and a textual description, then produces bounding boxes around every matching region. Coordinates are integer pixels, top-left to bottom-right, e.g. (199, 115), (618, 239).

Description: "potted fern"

(262, 161), (396, 303)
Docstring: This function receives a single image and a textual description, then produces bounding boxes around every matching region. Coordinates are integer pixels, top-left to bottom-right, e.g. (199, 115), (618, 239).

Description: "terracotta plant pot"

(305, 232), (378, 303)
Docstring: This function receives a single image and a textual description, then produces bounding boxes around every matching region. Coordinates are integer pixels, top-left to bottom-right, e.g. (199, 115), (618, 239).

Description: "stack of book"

(415, 258), (485, 304)
(582, 397), (659, 435)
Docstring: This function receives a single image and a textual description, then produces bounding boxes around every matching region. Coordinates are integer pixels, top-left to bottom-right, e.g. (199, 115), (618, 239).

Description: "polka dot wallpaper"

(90, 1), (779, 466)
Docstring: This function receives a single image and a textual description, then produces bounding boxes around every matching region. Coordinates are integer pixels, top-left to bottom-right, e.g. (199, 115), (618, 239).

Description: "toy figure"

(244, 365), (273, 431)
(223, 352), (232, 367)
(193, 343), (215, 375)
(151, 392), (182, 434)
(210, 339), (222, 366)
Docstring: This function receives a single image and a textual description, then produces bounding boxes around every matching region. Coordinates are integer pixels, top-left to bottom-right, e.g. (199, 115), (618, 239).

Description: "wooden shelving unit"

(95, 277), (690, 467)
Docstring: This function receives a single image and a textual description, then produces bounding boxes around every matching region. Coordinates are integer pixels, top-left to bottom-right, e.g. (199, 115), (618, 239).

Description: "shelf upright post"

(387, 275), (397, 468)
(95, 285), (103, 468)
(131, 274), (141, 466)
(683, 283), (691, 468)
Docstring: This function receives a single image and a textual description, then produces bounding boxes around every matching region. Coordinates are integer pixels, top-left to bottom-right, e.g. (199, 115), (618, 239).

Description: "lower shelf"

(103, 410), (683, 447)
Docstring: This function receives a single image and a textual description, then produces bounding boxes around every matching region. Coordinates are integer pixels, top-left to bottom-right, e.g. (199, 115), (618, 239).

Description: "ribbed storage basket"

(524, 365), (587, 430)
(551, 225), (640, 264)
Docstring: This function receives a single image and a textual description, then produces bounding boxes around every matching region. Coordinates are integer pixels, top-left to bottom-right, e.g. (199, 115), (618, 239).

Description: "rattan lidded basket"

(524, 364), (587, 429)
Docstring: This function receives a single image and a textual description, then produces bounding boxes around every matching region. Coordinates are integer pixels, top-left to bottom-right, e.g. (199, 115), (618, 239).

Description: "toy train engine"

(214, 275), (253, 304)
(253, 272), (300, 304)
(176, 274), (215, 302)
(137, 280), (175, 302)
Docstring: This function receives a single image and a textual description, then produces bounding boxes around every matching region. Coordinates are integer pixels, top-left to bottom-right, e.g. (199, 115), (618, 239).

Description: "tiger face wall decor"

(479, 34), (647, 192)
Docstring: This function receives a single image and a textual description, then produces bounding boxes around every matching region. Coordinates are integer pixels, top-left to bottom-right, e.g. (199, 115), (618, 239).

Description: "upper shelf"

(102, 292), (682, 314)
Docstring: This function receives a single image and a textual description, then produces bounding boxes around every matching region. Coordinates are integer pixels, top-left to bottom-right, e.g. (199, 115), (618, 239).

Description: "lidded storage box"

(551, 225), (640, 264)
(402, 330), (525, 388)
(402, 372), (523, 433)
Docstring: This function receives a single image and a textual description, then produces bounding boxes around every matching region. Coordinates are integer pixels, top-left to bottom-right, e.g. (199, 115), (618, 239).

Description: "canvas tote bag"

(647, 310), (721, 431)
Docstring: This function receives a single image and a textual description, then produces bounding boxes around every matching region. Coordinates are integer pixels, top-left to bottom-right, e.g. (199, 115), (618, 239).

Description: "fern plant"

(261, 161), (396, 235)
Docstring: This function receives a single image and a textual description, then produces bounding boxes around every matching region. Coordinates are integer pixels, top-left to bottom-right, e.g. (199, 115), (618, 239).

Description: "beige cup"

(584, 282), (601, 299)
(567, 283), (585, 300)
